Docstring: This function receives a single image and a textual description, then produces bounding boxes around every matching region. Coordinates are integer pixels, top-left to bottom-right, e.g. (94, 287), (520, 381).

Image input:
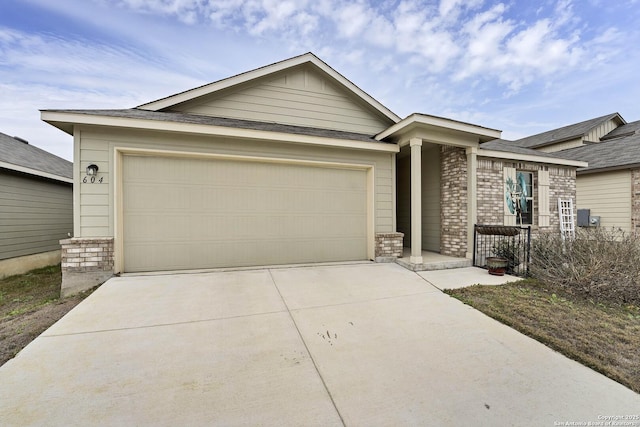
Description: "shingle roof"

(555, 133), (640, 172)
(601, 120), (640, 140)
(42, 108), (386, 144)
(480, 138), (568, 159)
(0, 132), (72, 180)
(509, 113), (622, 149)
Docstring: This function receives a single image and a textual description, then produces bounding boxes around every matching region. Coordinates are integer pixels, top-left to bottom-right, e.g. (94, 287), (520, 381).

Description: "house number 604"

(82, 176), (104, 184)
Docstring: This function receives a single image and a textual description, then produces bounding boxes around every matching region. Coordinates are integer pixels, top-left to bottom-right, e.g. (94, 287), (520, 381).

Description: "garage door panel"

(123, 155), (368, 272)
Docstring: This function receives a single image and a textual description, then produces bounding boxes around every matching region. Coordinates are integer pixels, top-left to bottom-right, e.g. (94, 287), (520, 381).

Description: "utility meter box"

(589, 216), (601, 227)
(577, 209), (590, 227)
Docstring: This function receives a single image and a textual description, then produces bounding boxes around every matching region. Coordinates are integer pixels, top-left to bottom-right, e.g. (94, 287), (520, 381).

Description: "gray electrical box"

(589, 216), (601, 227)
(577, 209), (590, 227)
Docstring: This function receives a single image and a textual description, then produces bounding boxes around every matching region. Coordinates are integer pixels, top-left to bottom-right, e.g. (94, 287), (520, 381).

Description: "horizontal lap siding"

(78, 137), (110, 237)
(77, 127), (394, 239)
(0, 171), (72, 259)
(170, 66), (391, 135)
(576, 171), (631, 232)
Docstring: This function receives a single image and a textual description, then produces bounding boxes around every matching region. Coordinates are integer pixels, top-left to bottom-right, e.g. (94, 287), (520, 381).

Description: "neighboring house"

(41, 53), (585, 295)
(0, 132), (73, 278)
(484, 114), (640, 235)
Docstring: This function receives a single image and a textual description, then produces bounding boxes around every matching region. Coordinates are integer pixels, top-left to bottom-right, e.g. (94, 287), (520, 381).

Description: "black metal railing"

(473, 225), (531, 277)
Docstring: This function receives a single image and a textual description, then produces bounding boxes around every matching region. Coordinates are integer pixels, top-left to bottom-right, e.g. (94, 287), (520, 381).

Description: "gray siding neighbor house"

(0, 132), (73, 278)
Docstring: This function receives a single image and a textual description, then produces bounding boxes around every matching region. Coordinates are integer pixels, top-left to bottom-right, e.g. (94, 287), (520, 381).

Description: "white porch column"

(466, 146), (478, 259)
(410, 138), (423, 264)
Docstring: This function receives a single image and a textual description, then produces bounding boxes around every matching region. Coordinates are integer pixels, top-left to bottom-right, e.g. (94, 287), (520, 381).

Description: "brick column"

(375, 232), (405, 262)
(60, 238), (114, 296)
(440, 146), (468, 258)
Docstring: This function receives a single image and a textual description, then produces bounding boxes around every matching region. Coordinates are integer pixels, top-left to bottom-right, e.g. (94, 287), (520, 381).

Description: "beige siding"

(576, 171), (631, 232)
(169, 65), (391, 134)
(421, 145), (440, 251)
(0, 170), (73, 260)
(77, 126), (393, 243)
(123, 155), (368, 272)
(538, 138), (584, 153)
(586, 118), (620, 142)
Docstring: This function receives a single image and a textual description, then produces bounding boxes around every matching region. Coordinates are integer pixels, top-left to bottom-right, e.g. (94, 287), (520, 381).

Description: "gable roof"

(506, 113), (624, 149)
(137, 52), (401, 124)
(0, 132), (72, 182)
(601, 119), (640, 140)
(555, 133), (640, 173)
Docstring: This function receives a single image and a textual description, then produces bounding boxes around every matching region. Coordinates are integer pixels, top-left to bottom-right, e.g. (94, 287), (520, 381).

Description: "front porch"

(395, 249), (471, 272)
(383, 114), (501, 270)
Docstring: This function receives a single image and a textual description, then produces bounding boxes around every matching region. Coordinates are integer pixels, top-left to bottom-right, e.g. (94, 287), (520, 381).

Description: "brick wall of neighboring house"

(476, 157), (576, 233)
(632, 169), (640, 235)
(440, 146), (467, 257)
(375, 232), (404, 261)
(59, 238), (114, 296)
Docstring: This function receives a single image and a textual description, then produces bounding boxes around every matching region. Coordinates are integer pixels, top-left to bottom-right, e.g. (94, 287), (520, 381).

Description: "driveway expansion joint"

(41, 309), (288, 338)
(268, 268), (346, 427)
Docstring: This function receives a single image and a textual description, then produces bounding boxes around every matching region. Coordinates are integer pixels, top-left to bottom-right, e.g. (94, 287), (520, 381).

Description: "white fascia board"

(137, 53), (401, 124)
(0, 160), (73, 183)
(478, 149), (588, 168)
(376, 113), (501, 141)
(41, 111), (399, 153)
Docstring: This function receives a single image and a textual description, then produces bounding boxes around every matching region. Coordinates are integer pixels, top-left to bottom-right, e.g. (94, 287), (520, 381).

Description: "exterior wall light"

(86, 164), (99, 176)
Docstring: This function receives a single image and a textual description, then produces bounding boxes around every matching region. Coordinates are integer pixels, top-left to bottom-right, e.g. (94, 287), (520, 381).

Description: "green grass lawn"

(446, 279), (640, 394)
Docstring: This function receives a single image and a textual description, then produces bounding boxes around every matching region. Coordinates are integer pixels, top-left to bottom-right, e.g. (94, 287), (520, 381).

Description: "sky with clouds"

(1, 0), (639, 160)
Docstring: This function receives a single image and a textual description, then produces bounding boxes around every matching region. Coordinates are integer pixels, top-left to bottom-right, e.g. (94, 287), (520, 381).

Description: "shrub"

(530, 227), (640, 305)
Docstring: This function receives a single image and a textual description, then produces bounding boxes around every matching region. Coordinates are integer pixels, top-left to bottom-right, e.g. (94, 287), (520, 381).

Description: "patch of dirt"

(0, 294), (88, 366)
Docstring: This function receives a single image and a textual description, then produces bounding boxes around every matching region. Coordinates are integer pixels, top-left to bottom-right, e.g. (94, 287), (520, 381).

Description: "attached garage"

(122, 153), (370, 272)
(43, 53), (402, 295)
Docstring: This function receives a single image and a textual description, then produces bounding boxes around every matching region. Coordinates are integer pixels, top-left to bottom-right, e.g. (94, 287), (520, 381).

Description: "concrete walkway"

(0, 263), (638, 426)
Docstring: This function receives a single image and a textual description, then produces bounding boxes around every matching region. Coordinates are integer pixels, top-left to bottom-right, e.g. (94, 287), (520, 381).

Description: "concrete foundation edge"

(0, 250), (61, 279)
(61, 271), (114, 297)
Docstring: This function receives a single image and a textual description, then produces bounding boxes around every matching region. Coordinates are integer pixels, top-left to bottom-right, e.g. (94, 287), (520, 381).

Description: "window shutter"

(504, 167), (516, 225)
(538, 169), (550, 227)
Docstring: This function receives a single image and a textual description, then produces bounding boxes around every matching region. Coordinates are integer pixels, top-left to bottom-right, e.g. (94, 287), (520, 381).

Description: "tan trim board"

(42, 111), (399, 153)
(376, 113), (501, 142)
(478, 149), (588, 168)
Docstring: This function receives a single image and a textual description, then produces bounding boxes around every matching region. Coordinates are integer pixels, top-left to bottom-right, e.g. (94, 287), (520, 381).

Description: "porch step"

(395, 257), (472, 272)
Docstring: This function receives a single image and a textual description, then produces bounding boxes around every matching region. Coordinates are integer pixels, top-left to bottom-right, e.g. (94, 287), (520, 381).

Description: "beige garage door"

(122, 154), (368, 272)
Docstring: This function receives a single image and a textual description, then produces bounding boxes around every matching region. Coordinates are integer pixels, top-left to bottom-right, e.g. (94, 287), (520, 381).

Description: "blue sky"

(1, 0), (639, 160)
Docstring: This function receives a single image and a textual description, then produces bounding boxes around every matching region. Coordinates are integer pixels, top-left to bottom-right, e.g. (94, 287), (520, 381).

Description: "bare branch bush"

(530, 227), (640, 305)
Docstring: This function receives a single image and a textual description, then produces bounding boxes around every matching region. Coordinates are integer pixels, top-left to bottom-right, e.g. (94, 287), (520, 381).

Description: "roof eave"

(376, 113), (501, 143)
(0, 160), (73, 183)
(478, 148), (588, 168)
(40, 110), (399, 153)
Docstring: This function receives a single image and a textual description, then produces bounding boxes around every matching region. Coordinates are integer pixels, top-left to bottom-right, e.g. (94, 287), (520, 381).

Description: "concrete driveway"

(1, 263), (638, 426)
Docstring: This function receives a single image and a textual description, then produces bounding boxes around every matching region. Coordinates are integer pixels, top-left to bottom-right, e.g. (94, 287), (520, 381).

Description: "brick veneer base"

(375, 232), (404, 262)
(60, 238), (114, 296)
